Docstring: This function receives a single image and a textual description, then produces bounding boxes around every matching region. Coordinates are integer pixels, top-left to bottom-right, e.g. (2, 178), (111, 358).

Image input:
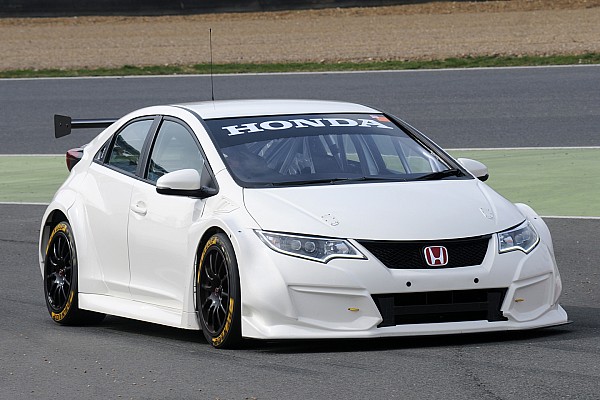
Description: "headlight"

(497, 220), (539, 254)
(255, 231), (365, 263)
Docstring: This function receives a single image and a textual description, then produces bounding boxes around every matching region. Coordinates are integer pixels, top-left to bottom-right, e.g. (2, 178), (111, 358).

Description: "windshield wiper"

(270, 176), (402, 187)
(414, 169), (463, 181)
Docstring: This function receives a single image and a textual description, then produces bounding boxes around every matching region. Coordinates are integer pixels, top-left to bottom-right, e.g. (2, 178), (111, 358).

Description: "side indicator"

(348, 308), (360, 312)
(515, 298), (525, 303)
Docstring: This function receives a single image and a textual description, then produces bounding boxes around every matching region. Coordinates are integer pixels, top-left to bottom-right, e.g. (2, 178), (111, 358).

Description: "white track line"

(542, 215), (600, 220)
(448, 146), (600, 151)
(0, 201), (49, 206)
(1, 64), (599, 81)
(0, 154), (62, 157)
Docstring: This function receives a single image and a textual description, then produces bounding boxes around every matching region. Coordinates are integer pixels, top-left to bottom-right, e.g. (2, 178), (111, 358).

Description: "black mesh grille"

(372, 288), (508, 327)
(358, 235), (491, 269)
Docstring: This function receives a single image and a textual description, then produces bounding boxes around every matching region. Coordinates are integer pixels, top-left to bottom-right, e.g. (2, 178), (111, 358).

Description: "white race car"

(40, 99), (568, 348)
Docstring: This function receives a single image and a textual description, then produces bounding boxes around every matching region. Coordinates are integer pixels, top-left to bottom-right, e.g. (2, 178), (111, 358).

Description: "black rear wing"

(54, 114), (117, 138)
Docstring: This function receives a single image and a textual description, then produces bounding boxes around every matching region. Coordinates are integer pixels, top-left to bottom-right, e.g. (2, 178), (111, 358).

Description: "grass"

(1, 53), (599, 79)
(0, 156), (67, 203)
(1, 149), (599, 217)
(449, 148), (600, 217)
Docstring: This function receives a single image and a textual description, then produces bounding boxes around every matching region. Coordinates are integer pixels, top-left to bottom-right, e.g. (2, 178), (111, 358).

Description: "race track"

(1, 65), (599, 154)
(1, 67), (599, 399)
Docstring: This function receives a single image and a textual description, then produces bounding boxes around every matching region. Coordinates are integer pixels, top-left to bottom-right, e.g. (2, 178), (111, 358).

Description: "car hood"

(243, 180), (524, 240)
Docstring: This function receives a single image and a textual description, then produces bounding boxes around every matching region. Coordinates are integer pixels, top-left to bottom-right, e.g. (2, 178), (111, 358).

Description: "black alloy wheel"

(197, 233), (241, 348)
(45, 227), (74, 312)
(43, 221), (105, 325)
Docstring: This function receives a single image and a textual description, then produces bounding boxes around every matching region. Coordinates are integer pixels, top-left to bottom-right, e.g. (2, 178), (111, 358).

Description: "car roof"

(175, 99), (380, 120)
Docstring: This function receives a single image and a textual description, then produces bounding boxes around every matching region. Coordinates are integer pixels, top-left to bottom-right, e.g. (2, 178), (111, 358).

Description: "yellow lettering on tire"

(212, 298), (234, 347)
(51, 290), (74, 321)
(46, 222), (68, 255)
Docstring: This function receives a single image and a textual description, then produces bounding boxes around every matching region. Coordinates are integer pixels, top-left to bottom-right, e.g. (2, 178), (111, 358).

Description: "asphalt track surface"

(1, 67), (599, 399)
(1, 65), (599, 154)
(1, 205), (598, 400)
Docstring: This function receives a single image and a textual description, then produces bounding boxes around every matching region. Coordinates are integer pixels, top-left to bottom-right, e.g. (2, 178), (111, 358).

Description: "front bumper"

(234, 230), (567, 339)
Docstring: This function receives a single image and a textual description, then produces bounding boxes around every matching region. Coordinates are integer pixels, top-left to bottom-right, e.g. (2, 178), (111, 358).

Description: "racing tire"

(196, 233), (242, 349)
(44, 221), (105, 325)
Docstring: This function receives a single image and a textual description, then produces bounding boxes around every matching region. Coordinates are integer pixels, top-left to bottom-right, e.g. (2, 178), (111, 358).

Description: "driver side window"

(146, 120), (205, 183)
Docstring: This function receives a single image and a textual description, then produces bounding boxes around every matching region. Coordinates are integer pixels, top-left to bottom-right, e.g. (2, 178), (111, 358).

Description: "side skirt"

(78, 293), (200, 330)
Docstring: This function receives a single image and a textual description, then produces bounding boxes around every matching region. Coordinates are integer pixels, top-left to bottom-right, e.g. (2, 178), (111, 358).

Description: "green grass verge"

(0, 156), (67, 203)
(1, 149), (598, 217)
(2, 53), (599, 78)
(449, 148), (600, 217)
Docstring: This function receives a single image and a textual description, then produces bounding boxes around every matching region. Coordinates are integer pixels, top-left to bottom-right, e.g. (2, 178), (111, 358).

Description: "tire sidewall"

(196, 233), (242, 348)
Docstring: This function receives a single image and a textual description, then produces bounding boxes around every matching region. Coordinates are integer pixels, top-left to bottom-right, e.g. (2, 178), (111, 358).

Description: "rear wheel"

(196, 233), (242, 348)
(44, 221), (105, 325)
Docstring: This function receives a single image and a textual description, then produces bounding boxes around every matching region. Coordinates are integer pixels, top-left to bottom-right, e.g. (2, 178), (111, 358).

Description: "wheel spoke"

(213, 306), (222, 329)
(59, 236), (69, 259)
(45, 231), (74, 311)
(57, 236), (66, 261)
(52, 238), (61, 262)
(48, 247), (60, 268)
(216, 257), (225, 278)
(220, 272), (229, 286)
(48, 281), (58, 303)
(198, 241), (237, 338)
(206, 253), (217, 280)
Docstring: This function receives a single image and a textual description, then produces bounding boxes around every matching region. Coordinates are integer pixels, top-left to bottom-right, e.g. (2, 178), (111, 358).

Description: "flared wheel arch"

(42, 215), (105, 325)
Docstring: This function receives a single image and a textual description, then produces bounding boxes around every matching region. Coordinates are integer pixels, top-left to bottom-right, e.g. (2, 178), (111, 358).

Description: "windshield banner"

(205, 114), (399, 147)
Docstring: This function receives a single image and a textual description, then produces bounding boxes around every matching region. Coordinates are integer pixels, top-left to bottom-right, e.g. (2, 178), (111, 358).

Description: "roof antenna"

(209, 28), (215, 102)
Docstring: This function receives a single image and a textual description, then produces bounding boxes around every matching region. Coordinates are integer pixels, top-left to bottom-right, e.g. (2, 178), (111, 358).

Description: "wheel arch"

(192, 226), (229, 312)
(39, 208), (69, 274)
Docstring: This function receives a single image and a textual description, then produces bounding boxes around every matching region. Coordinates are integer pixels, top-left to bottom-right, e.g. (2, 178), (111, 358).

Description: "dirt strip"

(1, 0), (599, 71)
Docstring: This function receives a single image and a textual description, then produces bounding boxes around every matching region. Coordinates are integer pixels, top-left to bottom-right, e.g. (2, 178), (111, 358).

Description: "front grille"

(372, 288), (508, 327)
(358, 235), (491, 269)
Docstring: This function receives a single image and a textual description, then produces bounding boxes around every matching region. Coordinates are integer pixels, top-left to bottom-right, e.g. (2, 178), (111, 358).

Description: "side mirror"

(156, 168), (218, 199)
(457, 158), (489, 182)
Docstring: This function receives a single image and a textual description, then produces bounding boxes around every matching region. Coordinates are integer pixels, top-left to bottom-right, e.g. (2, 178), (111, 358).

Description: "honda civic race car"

(40, 99), (568, 348)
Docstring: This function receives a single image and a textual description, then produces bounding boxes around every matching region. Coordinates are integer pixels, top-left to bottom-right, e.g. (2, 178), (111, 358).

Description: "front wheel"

(44, 221), (105, 325)
(196, 233), (242, 348)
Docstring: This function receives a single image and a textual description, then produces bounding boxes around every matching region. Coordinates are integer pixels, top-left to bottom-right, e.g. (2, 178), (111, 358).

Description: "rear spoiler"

(54, 114), (117, 138)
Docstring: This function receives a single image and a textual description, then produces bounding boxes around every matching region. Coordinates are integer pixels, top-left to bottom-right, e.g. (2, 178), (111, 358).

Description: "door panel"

(79, 117), (155, 298)
(128, 180), (202, 309)
(127, 118), (207, 309)
(81, 162), (134, 297)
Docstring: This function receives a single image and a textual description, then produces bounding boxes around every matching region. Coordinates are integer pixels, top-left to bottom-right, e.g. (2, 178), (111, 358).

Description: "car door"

(79, 117), (157, 297)
(127, 118), (208, 309)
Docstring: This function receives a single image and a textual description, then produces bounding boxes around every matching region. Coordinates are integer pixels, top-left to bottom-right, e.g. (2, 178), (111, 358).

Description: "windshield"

(205, 113), (465, 187)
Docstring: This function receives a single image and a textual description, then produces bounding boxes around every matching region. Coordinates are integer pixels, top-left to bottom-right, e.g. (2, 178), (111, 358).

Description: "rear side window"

(107, 120), (154, 174)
